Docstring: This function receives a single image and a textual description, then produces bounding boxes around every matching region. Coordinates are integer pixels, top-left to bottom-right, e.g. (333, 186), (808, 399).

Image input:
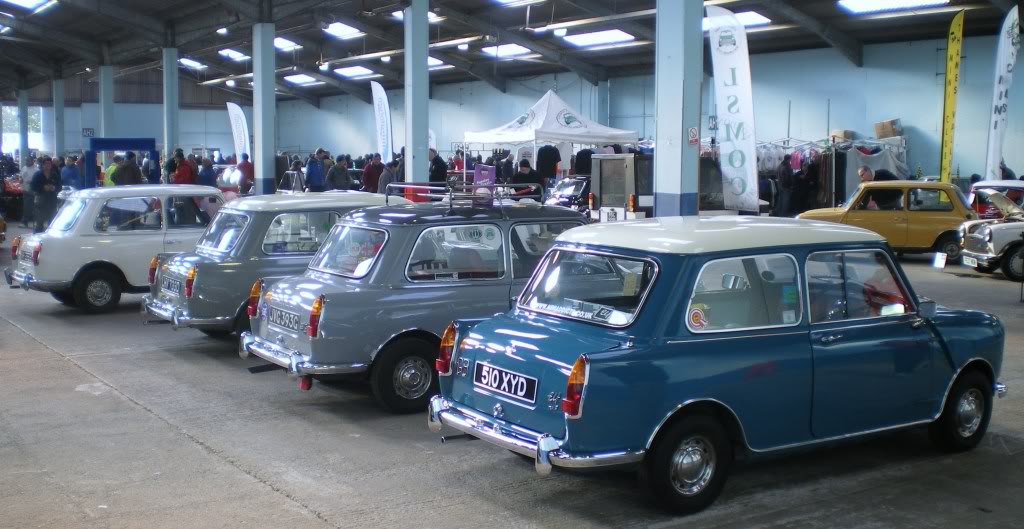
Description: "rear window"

(519, 250), (656, 327)
(406, 224), (505, 281)
(197, 212), (249, 252)
(262, 211), (340, 255)
(309, 225), (387, 278)
(49, 198), (86, 232)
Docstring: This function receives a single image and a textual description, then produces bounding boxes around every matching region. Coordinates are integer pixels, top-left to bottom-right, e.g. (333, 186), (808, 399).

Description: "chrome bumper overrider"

(238, 332), (368, 377)
(427, 396), (644, 475)
(140, 295), (233, 329)
(4, 267), (71, 292)
(996, 382), (1008, 398)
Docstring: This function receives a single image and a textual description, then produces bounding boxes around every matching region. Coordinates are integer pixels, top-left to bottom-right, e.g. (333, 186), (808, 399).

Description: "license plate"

(963, 256), (978, 267)
(161, 277), (182, 295)
(268, 307), (304, 333)
(606, 209), (618, 222)
(473, 362), (538, 404)
(20, 250), (32, 263)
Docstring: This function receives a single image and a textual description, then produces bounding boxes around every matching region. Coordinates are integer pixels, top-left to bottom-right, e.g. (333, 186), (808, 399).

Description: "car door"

(843, 188), (908, 247)
(165, 194), (222, 253)
(508, 221), (584, 306)
(93, 196), (165, 287)
(806, 250), (937, 438)
(906, 187), (965, 249)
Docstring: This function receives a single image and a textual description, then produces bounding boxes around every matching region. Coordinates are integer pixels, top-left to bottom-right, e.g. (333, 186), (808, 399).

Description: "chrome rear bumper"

(428, 396), (644, 475)
(238, 332), (368, 377)
(141, 294), (233, 330)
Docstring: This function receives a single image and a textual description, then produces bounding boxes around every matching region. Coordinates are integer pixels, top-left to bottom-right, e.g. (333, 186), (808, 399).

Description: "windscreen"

(48, 199), (86, 232)
(552, 178), (585, 197)
(309, 225), (387, 278)
(520, 250), (656, 327)
(197, 212), (249, 253)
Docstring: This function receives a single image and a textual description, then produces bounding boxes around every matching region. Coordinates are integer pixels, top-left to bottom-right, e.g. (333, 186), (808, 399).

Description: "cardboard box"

(874, 119), (903, 139)
(830, 129), (855, 142)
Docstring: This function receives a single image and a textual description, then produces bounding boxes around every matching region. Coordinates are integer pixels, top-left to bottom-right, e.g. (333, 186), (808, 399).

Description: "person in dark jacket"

(776, 154), (794, 216)
(305, 148), (326, 192)
(111, 151), (144, 186)
(197, 158), (218, 187)
(326, 155), (353, 191)
(362, 153), (385, 192)
(31, 156), (61, 232)
(513, 159), (543, 197)
(428, 148), (448, 184)
(60, 155), (81, 189)
(1001, 160), (1017, 180)
(501, 152), (515, 184)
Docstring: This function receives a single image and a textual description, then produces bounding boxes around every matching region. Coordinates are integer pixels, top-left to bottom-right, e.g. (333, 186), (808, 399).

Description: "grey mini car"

(240, 199), (586, 412)
(142, 192), (405, 337)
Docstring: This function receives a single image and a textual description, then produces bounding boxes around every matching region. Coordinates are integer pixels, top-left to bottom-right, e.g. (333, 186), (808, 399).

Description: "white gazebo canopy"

(464, 90), (638, 146)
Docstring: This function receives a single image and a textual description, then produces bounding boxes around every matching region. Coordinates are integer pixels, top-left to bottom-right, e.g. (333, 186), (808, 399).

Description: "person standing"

(428, 148), (448, 184)
(236, 153), (254, 193)
(30, 156), (61, 233)
(304, 148), (326, 192)
(112, 151), (144, 185)
(172, 152), (196, 184)
(19, 157), (36, 228)
(362, 153), (384, 193)
(452, 150), (464, 172)
(104, 155), (122, 187)
(326, 155), (352, 191)
(61, 155), (81, 189)
(142, 153), (161, 184)
(377, 160), (398, 194)
(513, 159), (543, 197)
(776, 154), (794, 217)
(163, 151), (177, 183)
(197, 158), (218, 187)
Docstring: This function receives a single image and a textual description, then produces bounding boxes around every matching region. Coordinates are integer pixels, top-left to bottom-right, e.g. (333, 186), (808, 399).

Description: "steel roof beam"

(57, 0), (166, 45)
(756, 0), (863, 66)
(0, 12), (99, 63)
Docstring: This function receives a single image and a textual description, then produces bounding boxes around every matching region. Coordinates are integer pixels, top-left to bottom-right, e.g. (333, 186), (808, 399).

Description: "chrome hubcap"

(943, 242), (960, 258)
(670, 436), (716, 496)
(393, 357), (431, 400)
(86, 280), (113, 307)
(956, 388), (984, 438)
(1010, 251), (1024, 278)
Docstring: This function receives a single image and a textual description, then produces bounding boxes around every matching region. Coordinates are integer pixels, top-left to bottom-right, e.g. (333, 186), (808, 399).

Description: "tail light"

(148, 256), (159, 285)
(246, 279), (264, 317)
(627, 193), (636, 213)
(587, 193), (595, 210)
(184, 267), (197, 298)
(31, 242), (42, 266)
(306, 295), (325, 338)
(437, 322), (456, 375)
(561, 355), (589, 418)
(11, 236), (21, 260)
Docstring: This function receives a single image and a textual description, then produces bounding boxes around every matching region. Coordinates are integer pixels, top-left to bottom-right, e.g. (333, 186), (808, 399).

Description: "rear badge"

(493, 403), (504, 419)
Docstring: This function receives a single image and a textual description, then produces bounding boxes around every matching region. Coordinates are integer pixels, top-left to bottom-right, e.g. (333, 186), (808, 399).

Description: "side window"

(807, 251), (912, 323)
(168, 195), (221, 229)
(406, 224), (505, 282)
(908, 188), (953, 211)
(510, 222), (581, 278)
(263, 211), (340, 254)
(855, 189), (903, 211)
(687, 254), (801, 332)
(95, 197), (162, 232)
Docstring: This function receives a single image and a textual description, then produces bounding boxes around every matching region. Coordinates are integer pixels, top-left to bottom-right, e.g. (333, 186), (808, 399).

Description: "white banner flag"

(225, 102), (250, 158)
(370, 82), (394, 163)
(707, 6), (759, 212)
(984, 6), (1020, 181)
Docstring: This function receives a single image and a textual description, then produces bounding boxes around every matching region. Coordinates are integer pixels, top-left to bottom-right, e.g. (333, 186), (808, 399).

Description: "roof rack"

(384, 182), (543, 208)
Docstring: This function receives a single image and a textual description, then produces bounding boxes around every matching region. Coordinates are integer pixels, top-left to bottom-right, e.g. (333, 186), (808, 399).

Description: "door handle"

(819, 334), (843, 344)
(165, 239), (181, 244)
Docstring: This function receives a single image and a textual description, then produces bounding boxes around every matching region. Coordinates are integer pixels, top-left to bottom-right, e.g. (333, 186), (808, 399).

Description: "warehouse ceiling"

(0, 0), (1014, 104)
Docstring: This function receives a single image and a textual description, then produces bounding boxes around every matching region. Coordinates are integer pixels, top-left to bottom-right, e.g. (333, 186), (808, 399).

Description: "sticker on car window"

(689, 304), (708, 330)
(783, 310), (797, 324)
(622, 272), (638, 296)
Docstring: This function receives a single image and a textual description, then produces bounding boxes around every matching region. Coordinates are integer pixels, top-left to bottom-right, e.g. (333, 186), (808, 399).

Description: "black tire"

(234, 311), (252, 335)
(935, 234), (962, 263)
(72, 269), (122, 313)
(1000, 245), (1024, 282)
(51, 291), (77, 306)
(646, 414), (732, 515)
(370, 337), (438, 414)
(929, 370), (992, 452)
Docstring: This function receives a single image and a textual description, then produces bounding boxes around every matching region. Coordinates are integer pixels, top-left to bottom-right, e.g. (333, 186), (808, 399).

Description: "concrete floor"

(2, 230), (1023, 528)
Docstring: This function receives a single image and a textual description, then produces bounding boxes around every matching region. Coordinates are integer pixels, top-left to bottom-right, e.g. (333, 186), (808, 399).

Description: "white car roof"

(557, 216), (884, 255)
(223, 191), (410, 213)
(973, 180), (1024, 189)
(70, 185), (222, 199)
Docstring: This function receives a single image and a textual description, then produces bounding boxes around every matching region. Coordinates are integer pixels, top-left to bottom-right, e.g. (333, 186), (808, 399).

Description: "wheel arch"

(73, 260), (128, 288)
(932, 229), (961, 250)
(645, 399), (750, 456)
(938, 358), (996, 414)
(370, 328), (442, 366)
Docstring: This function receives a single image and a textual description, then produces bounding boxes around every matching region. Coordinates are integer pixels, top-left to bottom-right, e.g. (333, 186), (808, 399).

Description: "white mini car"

(960, 190), (1024, 281)
(5, 185), (224, 312)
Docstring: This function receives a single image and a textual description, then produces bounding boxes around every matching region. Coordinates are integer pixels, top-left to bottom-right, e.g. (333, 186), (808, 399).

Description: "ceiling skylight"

(391, 10), (444, 23)
(274, 37), (302, 52)
(702, 10), (771, 30)
(284, 74), (323, 86)
(178, 58), (207, 70)
(324, 22), (364, 40)
(427, 57), (443, 67)
(335, 66), (375, 78)
(0, 0), (48, 9)
(838, 0), (949, 14)
(218, 49), (250, 62)
(562, 29), (634, 48)
(481, 43), (531, 57)
(496, 0), (546, 6)
(31, 0), (55, 14)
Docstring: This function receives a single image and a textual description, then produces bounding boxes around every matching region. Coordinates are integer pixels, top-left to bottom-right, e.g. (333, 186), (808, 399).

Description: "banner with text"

(371, 82), (394, 163)
(985, 6), (1020, 181)
(707, 6), (759, 212)
(940, 10), (965, 183)
(226, 103), (250, 158)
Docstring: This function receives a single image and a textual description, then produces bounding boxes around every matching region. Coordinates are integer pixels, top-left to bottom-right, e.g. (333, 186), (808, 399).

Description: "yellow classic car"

(799, 181), (976, 260)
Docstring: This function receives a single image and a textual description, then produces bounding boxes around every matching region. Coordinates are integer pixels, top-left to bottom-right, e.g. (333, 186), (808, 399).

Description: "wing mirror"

(721, 273), (748, 290)
(918, 299), (937, 319)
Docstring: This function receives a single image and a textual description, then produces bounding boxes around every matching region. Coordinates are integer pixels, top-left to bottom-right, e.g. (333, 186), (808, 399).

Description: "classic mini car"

(960, 191), (1024, 280)
(142, 192), (406, 337)
(240, 199), (587, 413)
(968, 180), (1024, 218)
(799, 181), (976, 261)
(428, 216), (1006, 514)
(5, 185), (224, 312)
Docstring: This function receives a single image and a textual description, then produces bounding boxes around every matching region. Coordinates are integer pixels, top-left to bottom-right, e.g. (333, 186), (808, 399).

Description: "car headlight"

(978, 226), (993, 242)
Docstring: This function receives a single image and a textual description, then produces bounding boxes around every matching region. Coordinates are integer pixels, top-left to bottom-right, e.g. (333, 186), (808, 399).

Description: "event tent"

(463, 90), (638, 146)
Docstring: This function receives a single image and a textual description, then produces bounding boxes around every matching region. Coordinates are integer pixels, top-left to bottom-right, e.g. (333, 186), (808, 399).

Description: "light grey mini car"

(142, 192), (406, 337)
(240, 199), (587, 413)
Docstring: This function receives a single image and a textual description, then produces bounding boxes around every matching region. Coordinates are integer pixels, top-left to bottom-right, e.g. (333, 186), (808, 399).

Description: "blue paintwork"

(439, 241), (1005, 458)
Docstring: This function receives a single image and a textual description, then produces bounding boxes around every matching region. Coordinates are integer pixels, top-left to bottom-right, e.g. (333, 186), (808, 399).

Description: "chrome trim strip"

(664, 330), (807, 344)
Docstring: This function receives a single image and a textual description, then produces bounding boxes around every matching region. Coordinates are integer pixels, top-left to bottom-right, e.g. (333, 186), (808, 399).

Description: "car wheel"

(929, 370), (992, 452)
(370, 337), (438, 414)
(647, 414), (732, 514)
(51, 290), (77, 306)
(72, 269), (122, 313)
(935, 234), (962, 263)
(1000, 245), (1024, 282)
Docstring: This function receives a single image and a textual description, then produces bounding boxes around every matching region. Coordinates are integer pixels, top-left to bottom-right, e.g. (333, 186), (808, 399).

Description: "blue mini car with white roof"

(429, 216), (1007, 514)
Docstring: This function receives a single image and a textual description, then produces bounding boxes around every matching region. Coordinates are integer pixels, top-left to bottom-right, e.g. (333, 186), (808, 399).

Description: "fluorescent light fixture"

(381, 56), (392, 63)
(496, 0), (546, 6)
(218, 48), (250, 62)
(178, 58), (207, 70)
(352, 73), (384, 80)
(323, 22), (364, 40)
(335, 65), (375, 78)
(562, 29), (634, 47)
(553, 28), (567, 37)
(31, 0), (56, 14)
(838, 0), (948, 14)
(216, 27), (228, 35)
(0, 0), (47, 9)
(274, 37), (302, 52)
(319, 62), (329, 71)
(457, 43), (469, 51)
(428, 57), (451, 71)
(392, 10), (444, 23)
(702, 10), (771, 30)
(582, 40), (652, 52)
(226, 79), (237, 87)
(853, 4), (979, 19)
(429, 36), (481, 48)
(283, 74), (323, 86)
(427, 57), (443, 67)
(430, 65), (455, 71)
(481, 43), (532, 57)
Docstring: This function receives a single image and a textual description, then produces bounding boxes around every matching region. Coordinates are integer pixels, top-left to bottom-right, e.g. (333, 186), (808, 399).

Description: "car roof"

(222, 191), (409, 213)
(973, 180), (1024, 189)
(70, 185), (222, 199)
(342, 201), (585, 226)
(861, 181), (957, 190)
(557, 216), (884, 255)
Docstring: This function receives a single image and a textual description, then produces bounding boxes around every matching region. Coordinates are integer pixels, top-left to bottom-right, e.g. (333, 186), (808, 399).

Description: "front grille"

(964, 236), (992, 255)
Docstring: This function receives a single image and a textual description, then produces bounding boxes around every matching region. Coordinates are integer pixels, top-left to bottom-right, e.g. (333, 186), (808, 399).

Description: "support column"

(404, 0), (429, 183)
(252, 21), (276, 194)
(596, 80), (610, 126)
(98, 65), (115, 138)
(653, 0), (703, 216)
(17, 87), (29, 167)
(53, 77), (65, 158)
(162, 48), (179, 161)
